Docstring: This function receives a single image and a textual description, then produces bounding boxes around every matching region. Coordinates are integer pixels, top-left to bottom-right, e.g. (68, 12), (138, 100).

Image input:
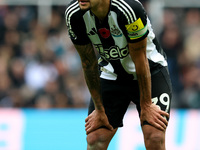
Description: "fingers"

(85, 118), (88, 122)
(156, 117), (167, 130)
(106, 124), (114, 131)
(155, 105), (169, 126)
(147, 118), (166, 131)
(160, 110), (170, 119)
(141, 108), (169, 131)
(85, 116), (113, 135)
(85, 120), (89, 127)
(85, 125), (93, 135)
(85, 119), (95, 135)
(85, 125), (95, 135)
(151, 122), (164, 131)
(159, 114), (168, 126)
(158, 109), (169, 126)
(85, 116), (89, 122)
(155, 112), (169, 131)
(85, 112), (93, 122)
(85, 119), (113, 131)
(104, 121), (114, 131)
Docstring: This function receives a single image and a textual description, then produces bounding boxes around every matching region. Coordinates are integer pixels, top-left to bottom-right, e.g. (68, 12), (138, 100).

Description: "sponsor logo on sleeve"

(67, 22), (77, 40)
(68, 29), (77, 40)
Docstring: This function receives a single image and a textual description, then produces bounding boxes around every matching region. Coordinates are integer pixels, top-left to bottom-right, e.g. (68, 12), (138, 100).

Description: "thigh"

(137, 67), (172, 124)
(151, 67), (172, 118)
(136, 67), (172, 122)
(88, 79), (131, 129)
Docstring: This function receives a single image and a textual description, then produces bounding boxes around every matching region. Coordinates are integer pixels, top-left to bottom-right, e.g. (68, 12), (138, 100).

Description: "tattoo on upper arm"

(129, 37), (147, 52)
(132, 44), (146, 51)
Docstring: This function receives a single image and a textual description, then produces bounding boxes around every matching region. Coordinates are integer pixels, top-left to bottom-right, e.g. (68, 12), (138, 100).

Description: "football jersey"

(65, 0), (168, 80)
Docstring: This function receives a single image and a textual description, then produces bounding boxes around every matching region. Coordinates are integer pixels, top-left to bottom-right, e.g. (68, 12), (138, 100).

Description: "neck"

(91, 0), (110, 21)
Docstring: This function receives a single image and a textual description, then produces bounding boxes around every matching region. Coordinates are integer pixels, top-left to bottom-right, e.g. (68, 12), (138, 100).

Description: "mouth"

(79, 0), (89, 5)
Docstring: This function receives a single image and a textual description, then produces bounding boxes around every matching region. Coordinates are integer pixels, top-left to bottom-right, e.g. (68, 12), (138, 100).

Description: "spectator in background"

(35, 94), (54, 109)
(8, 58), (25, 88)
(159, 10), (184, 107)
(178, 10), (200, 108)
(183, 8), (200, 36)
(0, 6), (89, 108)
(0, 72), (12, 107)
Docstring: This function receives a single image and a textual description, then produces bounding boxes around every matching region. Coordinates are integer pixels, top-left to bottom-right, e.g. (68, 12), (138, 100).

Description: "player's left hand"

(85, 110), (113, 135)
(140, 103), (169, 131)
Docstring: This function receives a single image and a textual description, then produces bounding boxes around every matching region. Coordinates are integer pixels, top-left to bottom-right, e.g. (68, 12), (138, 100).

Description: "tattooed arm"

(74, 43), (113, 134)
(129, 37), (169, 131)
(74, 43), (103, 111)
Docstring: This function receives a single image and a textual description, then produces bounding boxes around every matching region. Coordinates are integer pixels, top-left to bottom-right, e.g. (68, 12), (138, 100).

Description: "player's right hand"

(85, 110), (113, 135)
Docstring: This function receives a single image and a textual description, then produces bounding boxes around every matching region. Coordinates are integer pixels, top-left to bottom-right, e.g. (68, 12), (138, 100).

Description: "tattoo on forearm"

(128, 38), (151, 107)
(75, 44), (103, 110)
(137, 73), (151, 103)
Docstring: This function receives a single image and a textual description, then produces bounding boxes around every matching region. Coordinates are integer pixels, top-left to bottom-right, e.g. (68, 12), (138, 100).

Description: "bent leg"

(142, 125), (166, 150)
(140, 67), (172, 150)
(87, 128), (118, 150)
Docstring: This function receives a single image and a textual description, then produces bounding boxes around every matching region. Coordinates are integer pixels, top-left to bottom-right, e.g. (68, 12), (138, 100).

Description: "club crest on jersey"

(110, 25), (122, 37)
(98, 28), (110, 39)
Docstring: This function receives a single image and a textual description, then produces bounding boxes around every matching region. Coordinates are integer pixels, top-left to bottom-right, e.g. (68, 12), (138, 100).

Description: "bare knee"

(143, 126), (166, 150)
(146, 132), (164, 147)
(86, 128), (117, 150)
(87, 132), (105, 146)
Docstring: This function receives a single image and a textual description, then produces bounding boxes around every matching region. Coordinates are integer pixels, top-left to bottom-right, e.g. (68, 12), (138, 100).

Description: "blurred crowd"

(160, 7), (200, 108)
(0, 5), (90, 109)
(0, 1), (199, 109)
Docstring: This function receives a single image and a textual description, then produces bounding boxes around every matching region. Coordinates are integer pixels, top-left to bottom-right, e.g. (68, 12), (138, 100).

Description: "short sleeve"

(124, 0), (149, 43)
(65, 3), (90, 45)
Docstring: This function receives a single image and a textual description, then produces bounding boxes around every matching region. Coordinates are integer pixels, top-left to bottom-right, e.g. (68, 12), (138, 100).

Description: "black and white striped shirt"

(65, 0), (168, 80)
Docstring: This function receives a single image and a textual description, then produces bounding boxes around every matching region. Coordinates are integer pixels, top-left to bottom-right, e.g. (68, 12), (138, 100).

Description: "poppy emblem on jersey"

(98, 28), (110, 39)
